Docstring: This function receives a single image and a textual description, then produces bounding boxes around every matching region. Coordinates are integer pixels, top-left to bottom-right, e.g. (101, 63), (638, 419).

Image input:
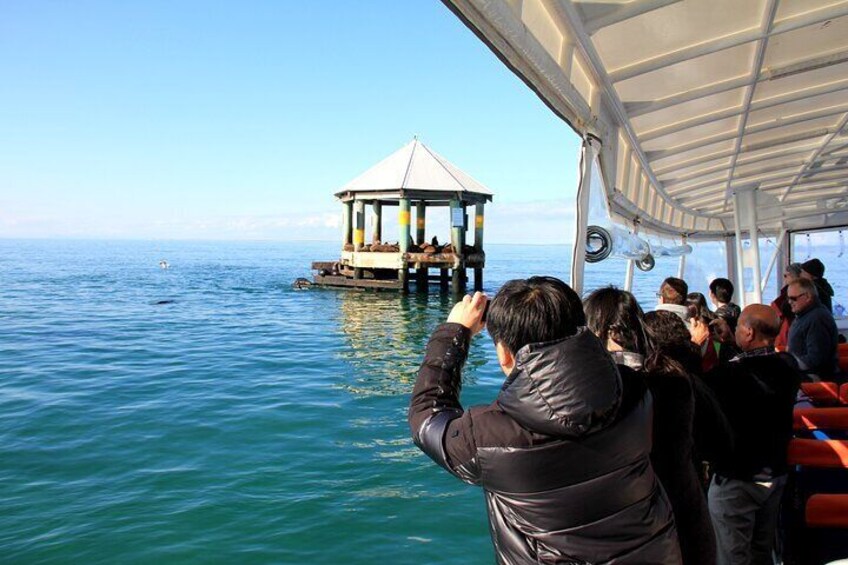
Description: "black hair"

(644, 311), (700, 376)
(486, 276), (584, 354)
(583, 286), (652, 356)
(685, 292), (714, 323)
(709, 278), (734, 304)
(660, 277), (688, 305)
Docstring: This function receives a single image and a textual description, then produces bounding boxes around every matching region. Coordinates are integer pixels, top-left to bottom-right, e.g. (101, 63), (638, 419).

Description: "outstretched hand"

(447, 291), (488, 336)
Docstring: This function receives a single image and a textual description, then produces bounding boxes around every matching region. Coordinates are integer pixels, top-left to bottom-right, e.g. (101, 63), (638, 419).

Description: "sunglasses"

(787, 293), (808, 302)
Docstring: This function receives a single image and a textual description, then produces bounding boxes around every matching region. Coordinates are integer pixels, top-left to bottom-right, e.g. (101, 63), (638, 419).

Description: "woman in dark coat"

(584, 287), (716, 565)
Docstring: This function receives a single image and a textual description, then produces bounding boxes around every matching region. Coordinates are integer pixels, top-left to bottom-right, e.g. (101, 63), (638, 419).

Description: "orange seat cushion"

(800, 382), (841, 405)
(788, 439), (848, 467)
(794, 408), (848, 431)
(805, 494), (848, 528)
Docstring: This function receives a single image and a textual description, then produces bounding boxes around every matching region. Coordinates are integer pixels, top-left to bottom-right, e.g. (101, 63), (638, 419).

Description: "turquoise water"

(1, 240), (579, 564)
(5, 238), (838, 563)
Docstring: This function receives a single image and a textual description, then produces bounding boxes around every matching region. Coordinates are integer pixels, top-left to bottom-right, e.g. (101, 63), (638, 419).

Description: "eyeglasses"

(787, 293), (808, 302)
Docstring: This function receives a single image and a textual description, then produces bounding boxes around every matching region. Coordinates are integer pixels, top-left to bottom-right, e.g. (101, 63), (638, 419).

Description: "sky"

(0, 0), (582, 243)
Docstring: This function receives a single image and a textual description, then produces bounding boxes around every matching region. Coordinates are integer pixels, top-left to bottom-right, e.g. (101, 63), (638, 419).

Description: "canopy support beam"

(570, 137), (597, 295)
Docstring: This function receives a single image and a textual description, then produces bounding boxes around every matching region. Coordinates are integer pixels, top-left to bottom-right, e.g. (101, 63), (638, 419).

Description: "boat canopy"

(443, 0), (848, 238)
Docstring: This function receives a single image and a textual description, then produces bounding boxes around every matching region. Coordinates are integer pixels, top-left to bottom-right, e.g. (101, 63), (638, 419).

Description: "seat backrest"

(794, 408), (848, 431)
(805, 494), (848, 528)
(788, 438), (848, 468)
(800, 382), (841, 406)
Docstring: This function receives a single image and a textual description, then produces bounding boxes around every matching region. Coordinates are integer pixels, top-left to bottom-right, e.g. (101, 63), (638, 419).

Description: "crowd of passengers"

(408, 258), (842, 565)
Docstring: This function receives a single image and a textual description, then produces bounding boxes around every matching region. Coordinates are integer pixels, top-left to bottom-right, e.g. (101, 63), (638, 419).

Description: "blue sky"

(0, 1), (580, 242)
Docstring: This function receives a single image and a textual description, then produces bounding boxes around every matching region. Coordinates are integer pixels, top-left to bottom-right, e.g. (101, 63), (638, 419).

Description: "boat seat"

(805, 494), (848, 528)
(800, 382), (842, 406)
(794, 408), (848, 431)
(841, 383), (848, 405)
(788, 439), (848, 468)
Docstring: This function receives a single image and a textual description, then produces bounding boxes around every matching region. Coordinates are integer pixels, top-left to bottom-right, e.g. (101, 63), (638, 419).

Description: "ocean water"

(1, 239), (841, 564)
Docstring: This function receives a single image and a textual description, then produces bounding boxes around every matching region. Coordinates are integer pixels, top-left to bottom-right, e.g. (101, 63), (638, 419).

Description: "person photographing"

(408, 277), (681, 564)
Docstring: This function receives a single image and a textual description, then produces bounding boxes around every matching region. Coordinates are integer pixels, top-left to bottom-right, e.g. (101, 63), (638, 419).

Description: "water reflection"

(335, 290), (487, 396)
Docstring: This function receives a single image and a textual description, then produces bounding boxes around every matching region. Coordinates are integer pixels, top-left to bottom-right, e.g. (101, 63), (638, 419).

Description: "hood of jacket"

(817, 277), (835, 297)
(497, 328), (622, 438)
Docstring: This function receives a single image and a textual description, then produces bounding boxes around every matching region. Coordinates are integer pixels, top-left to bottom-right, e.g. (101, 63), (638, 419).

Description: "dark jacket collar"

(497, 328), (622, 438)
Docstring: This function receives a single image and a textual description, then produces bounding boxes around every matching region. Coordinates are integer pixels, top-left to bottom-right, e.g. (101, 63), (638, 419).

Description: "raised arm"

(408, 293), (487, 484)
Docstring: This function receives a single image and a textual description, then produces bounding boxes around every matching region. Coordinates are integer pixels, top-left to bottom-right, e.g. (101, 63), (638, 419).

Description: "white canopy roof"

(444, 0), (848, 236)
(335, 139), (493, 203)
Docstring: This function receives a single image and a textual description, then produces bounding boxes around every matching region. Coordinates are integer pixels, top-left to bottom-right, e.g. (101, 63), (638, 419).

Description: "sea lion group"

(342, 236), (473, 255)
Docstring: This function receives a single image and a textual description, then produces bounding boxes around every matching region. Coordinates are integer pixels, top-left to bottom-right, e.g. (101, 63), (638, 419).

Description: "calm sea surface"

(1, 239), (842, 564)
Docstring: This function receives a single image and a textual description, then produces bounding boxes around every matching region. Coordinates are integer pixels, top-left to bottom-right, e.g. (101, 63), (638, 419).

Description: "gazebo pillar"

(398, 198), (411, 292)
(354, 200), (365, 279)
(416, 202), (426, 244)
(416, 201), (427, 291)
(450, 198), (466, 294)
(474, 202), (484, 291)
(371, 202), (382, 243)
(342, 201), (353, 247)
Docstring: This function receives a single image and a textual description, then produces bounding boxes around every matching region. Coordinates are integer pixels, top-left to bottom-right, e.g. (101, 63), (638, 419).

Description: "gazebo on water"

(311, 138), (494, 293)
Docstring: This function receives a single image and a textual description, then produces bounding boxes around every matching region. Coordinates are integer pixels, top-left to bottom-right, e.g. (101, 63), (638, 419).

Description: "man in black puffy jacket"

(408, 277), (681, 564)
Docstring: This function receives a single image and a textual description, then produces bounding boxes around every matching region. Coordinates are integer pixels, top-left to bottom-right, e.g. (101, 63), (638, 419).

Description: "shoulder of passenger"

(466, 403), (541, 448)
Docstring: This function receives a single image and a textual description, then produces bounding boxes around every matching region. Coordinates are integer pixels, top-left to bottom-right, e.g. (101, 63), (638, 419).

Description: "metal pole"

(761, 229), (787, 295)
(570, 138), (597, 294)
(677, 236), (687, 280)
(731, 194), (746, 307)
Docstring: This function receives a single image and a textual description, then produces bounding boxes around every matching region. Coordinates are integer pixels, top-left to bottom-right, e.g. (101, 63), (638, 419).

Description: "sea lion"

(293, 278), (313, 290)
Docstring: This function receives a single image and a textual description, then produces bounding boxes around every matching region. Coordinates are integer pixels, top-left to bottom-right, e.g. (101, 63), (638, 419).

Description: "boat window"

(791, 229), (847, 316)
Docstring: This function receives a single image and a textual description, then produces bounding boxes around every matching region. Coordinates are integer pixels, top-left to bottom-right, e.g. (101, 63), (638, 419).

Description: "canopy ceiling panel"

(443, 0), (848, 237)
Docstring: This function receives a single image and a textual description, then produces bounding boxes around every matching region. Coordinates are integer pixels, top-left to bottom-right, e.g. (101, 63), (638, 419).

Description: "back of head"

(709, 278), (734, 304)
(738, 304), (780, 347)
(584, 286), (650, 355)
(785, 262), (803, 279)
(643, 311), (695, 376)
(685, 292), (713, 322)
(660, 277), (688, 305)
(486, 276), (584, 354)
(801, 258), (825, 279)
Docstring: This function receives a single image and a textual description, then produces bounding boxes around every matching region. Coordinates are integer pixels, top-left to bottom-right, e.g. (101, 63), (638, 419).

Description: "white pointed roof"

(335, 139), (493, 201)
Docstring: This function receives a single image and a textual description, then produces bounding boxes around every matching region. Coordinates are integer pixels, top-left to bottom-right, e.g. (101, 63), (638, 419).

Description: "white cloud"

(0, 199), (577, 243)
